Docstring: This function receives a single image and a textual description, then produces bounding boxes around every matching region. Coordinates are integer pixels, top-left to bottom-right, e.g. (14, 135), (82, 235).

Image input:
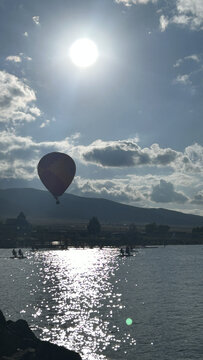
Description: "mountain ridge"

(0, 187), (202, 226)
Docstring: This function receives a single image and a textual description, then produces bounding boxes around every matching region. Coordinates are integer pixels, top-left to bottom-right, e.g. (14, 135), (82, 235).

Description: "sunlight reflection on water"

(1, 246), (202, 360)
(29, 248), (131, 360)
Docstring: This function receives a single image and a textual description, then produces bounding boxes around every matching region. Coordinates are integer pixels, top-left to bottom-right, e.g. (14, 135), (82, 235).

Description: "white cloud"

(174, 74), (191, 85)
(78, 139), (179, 168)
(68, 172), (197, 210)
(0, 71), (40, 123)
(70, 176), (147, 205)
(5, 54), (32, 64)
(40, 120), (50, 128)
(185, 54), (200, 62)
(173, 59), (183, 68)
(173, 54), (200, 68)
(29, 107), (41, 117)
(174, 0), (203, 30)
(160, 0), (203, 31)
(0, 131), (76, 180)
(172, 14), (190, 26)
(191, 191), (203, 205)
(40, 116), (60, 128)
(115, 0), (157, 6)
(65, 171), (203, 214)
(160, 15), (169, 32)
(74, 138), (203, 177)
(173, 54), (202, 90)
(115, 0), (203, 31)
(19, 53), (32, 61)
(6, 56), (22, 63)
(151, 179), (188, 203)
(184, 143), (203, 169)
(67, 143), (203, 214)
(32, 16), (40, 25)
(168, 143), (203, 174)
(77, 139), (180, 169)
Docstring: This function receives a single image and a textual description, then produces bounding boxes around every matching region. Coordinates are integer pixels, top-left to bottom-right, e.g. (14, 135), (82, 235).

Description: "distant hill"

(0, 188), (203, 227)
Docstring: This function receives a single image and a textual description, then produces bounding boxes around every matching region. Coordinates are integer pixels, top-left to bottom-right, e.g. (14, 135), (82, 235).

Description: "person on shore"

(120, 248), (124, 256)
(18, 249), (23, 258)
(12, 249), (17, 257)
(126, 246), (130, 256)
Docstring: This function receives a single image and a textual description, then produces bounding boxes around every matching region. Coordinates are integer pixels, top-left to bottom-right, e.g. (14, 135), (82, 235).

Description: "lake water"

(0, 246), (202, 360)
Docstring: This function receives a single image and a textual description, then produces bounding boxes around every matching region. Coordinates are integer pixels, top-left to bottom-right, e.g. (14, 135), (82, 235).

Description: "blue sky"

(0, 0), (203, 215)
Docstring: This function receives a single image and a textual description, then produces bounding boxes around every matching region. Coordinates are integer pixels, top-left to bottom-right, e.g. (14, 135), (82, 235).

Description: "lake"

(0, 246), (202, 360)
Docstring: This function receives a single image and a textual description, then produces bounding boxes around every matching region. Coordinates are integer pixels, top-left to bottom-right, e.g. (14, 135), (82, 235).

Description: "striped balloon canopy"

(37, 152), (76, 204)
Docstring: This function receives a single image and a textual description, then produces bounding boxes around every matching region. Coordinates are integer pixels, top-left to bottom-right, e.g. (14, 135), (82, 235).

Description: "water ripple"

(27, 248), (128, 359)
(1, 246), (202, 360)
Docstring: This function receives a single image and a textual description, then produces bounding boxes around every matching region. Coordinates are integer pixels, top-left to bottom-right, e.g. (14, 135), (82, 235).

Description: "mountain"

(0, 188), (203, 226)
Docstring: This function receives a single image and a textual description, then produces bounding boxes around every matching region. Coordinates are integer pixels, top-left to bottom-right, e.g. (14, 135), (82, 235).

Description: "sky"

(0, 0), (203, 215)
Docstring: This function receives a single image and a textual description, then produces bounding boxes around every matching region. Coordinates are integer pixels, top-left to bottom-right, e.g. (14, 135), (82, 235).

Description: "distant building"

(5, 212), (31, 231)
(0, 212), (32, 247)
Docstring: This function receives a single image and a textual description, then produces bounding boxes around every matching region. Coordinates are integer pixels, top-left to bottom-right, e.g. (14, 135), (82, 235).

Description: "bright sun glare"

(69, 38), (98, 68)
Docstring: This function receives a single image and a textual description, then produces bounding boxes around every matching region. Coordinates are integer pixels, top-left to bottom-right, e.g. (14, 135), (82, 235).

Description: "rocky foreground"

(0, 310), (82, 360)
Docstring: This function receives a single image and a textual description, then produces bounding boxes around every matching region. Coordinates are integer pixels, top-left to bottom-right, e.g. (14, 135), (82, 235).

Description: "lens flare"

(126, 318), (133, 326)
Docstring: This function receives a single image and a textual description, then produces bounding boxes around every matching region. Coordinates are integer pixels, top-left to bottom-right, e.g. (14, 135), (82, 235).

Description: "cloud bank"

(151, 179), (188, 203)
(81, 139), (178, 168)
(71, 176), (145, 204)
(0, 132), (203, 213)
(114, 0), (203, 31)
(0, 131), (76, 180)
(191, 191), (203, 205)
(79, 139), (203, 175)
(160, 0), (203, 31)
(0, 71), (40, 123)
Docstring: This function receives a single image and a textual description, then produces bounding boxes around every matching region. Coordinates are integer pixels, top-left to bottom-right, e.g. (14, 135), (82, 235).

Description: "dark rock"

(0, 324), (22, 357)
(0, 311), (6, 333)
(36, 341), (82, 360)
(7, 320), (39, 345)
(1, 348), (36, 360)
(0, 311), (82, 360)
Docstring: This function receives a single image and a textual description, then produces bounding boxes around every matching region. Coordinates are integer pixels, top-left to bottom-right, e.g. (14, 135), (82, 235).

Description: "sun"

(69, 38), (98, 68)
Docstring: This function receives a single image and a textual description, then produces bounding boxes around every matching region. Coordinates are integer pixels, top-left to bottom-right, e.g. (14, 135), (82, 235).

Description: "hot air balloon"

(37, 152), (76, 204)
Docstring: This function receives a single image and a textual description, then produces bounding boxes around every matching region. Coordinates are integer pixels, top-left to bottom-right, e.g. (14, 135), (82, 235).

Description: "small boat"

(119, 246), (133, 257)
(144, 246), (159, 249)
(118, 253), (134, 257)
(10, 256), (27, 259)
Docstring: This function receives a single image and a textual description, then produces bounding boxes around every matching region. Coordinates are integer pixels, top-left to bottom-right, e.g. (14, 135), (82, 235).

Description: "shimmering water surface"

(0, 246), (202, 360)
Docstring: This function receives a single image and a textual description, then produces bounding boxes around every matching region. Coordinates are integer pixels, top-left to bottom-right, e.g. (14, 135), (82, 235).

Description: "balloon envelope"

(37, 152), (76, 198)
